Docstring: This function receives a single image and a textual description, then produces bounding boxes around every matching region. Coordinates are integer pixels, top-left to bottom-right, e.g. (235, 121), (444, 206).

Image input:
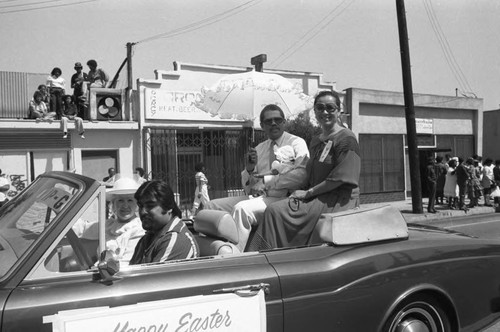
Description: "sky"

(1, 0), (499, 110)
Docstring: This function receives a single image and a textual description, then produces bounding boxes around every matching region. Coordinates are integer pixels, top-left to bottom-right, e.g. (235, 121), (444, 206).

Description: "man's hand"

(250, 188), (265, 197)
(246, 147), (257, 172)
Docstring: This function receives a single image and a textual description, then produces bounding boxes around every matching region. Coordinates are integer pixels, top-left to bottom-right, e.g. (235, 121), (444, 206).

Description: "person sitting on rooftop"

(61, 94), (85, 139)
(29, 91), (56, 122)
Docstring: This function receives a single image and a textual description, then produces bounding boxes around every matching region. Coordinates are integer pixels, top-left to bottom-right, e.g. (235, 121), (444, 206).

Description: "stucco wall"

(346, 88), (483, 154)
(72, 129), (139, 179)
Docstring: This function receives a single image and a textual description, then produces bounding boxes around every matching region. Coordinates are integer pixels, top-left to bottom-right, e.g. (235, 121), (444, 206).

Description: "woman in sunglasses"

(249, 90), (360, 250)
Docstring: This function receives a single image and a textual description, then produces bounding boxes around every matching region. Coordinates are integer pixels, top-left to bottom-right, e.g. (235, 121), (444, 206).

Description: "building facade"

(0, 71), (140, 199)
(346, 88), (483, 203)
(0, 67), (485, 208)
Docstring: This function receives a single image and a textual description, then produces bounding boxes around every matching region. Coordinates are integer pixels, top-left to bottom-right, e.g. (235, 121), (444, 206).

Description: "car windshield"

(0, 176), (80, 278)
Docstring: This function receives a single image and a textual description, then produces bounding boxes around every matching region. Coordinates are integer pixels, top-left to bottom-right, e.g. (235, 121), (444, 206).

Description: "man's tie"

(269, 141), (276, 168)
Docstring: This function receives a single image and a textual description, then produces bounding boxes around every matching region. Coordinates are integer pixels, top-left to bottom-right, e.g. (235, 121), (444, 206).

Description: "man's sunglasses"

(314, 103), (340, 112)
(262, 117), (285, 126)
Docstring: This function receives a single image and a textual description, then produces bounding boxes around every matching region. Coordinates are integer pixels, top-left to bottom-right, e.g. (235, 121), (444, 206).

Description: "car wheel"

(383, 294), (452, 332)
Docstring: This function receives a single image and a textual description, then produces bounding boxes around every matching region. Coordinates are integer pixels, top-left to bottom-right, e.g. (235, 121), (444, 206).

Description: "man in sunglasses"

(204, 104), (309, 251)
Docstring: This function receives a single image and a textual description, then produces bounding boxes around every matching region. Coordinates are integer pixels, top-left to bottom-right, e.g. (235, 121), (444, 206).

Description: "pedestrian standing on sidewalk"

(492, 160), (500, 209)
(468, 158), (482, 208)
(191, 162), (210, 217)
(455, 157), (471, 211)
(426, 156), (438, 213)
(435, 156), (447, 205)
(481, 158), (494, 207)
(444, 157), (459, 209)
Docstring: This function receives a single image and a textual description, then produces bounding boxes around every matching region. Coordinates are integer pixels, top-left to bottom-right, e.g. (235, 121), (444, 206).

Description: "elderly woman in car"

(73, 177), (144, 263)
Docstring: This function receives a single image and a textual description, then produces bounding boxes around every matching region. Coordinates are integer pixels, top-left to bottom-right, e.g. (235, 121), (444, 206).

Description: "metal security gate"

(146, 127), (265, 217)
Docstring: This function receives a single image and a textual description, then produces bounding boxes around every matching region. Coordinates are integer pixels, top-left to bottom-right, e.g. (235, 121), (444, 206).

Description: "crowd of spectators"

(429, 154), (500, 212)
(27, 60), (109, 137)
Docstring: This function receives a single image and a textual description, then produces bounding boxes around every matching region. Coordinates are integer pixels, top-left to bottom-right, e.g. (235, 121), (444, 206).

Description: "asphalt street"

(437, 213), (500, 239)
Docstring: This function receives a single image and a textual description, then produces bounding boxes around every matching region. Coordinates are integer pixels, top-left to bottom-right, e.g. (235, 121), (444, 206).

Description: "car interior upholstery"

(193, 210), (241, 256)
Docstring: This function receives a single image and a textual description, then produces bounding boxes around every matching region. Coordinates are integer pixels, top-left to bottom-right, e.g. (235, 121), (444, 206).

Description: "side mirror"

(97, 249), (120, 284)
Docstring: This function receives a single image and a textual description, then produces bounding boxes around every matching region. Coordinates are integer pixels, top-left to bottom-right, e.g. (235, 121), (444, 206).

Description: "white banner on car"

(43, 290), (266, 332)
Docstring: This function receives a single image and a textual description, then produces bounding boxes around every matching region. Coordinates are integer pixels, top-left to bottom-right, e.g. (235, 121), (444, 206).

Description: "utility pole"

(396, 0), (423, 213)
(126, 42), (135, 120)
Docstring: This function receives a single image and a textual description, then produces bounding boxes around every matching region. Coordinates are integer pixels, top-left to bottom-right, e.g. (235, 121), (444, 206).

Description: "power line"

(421, 0), (475, 96)
(0, 0), (63, 9)
(269, 0), (355, 68)
(0, 0), (96, 14)
(136, 0), (262, 45)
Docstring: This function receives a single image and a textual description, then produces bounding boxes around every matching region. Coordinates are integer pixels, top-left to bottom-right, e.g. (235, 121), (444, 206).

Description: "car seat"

(194, 210), (241, 256)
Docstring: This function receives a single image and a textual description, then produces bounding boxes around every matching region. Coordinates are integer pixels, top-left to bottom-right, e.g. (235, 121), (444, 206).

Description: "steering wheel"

(66, 229), (95, 269)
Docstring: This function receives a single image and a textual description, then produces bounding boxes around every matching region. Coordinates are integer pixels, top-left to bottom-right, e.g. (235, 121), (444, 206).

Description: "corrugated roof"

(0, 71), (48, 118)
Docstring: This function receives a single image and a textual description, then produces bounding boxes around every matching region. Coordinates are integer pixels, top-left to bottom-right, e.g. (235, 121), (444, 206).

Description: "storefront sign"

(44, 291), (266, 332)
(145, 88), (221, 121)
(416, 118), (433, 134)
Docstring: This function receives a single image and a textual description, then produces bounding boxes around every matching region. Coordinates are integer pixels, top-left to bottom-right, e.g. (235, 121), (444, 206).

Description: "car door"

(264, 245), (355, 332)
(1, 182), (283, 332)
(3, 253), (282, 332)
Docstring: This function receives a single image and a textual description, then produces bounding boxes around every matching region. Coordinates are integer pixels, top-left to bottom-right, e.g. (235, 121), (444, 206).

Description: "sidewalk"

(361, 199), (496, 226)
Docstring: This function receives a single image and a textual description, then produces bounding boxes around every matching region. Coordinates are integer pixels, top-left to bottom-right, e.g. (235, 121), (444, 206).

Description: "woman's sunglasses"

(314, 103), (339, 113)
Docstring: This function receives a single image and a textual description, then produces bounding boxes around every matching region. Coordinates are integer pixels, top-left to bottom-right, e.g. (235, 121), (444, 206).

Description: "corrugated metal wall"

(0, 131), (71, 149)
(0, 71), (48, 118)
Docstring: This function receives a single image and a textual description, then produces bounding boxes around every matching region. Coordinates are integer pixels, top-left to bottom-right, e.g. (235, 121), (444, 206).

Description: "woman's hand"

(291, 190), (309, 200)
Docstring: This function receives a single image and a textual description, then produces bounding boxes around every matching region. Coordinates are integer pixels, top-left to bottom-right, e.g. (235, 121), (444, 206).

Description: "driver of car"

(73, 177), (145, 263)
(130, 180), (199, 264)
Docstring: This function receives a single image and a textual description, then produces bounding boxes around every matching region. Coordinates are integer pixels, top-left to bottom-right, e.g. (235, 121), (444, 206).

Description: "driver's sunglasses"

(262, 117), (285, 126)
(314, 103), (339, 113)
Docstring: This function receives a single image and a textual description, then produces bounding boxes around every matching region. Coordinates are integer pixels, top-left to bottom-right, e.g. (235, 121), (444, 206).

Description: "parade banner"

(43, 290), (266, 332)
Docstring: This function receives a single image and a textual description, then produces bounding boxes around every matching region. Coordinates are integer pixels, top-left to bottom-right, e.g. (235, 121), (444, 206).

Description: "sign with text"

(44, 291), (266, 332)
(145, 89), (221, 121)
(416, 118), (433, 134)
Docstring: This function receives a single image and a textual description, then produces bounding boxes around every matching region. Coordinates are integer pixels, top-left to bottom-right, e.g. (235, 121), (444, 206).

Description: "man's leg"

(458, 183), (467, 210)
(203, 196), (249, 213)
(232, 196), (282, 251)
(427, 182), (436, 212)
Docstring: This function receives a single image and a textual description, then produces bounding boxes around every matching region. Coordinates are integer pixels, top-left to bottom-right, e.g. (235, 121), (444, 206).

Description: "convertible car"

(1, 171), (500, 332)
